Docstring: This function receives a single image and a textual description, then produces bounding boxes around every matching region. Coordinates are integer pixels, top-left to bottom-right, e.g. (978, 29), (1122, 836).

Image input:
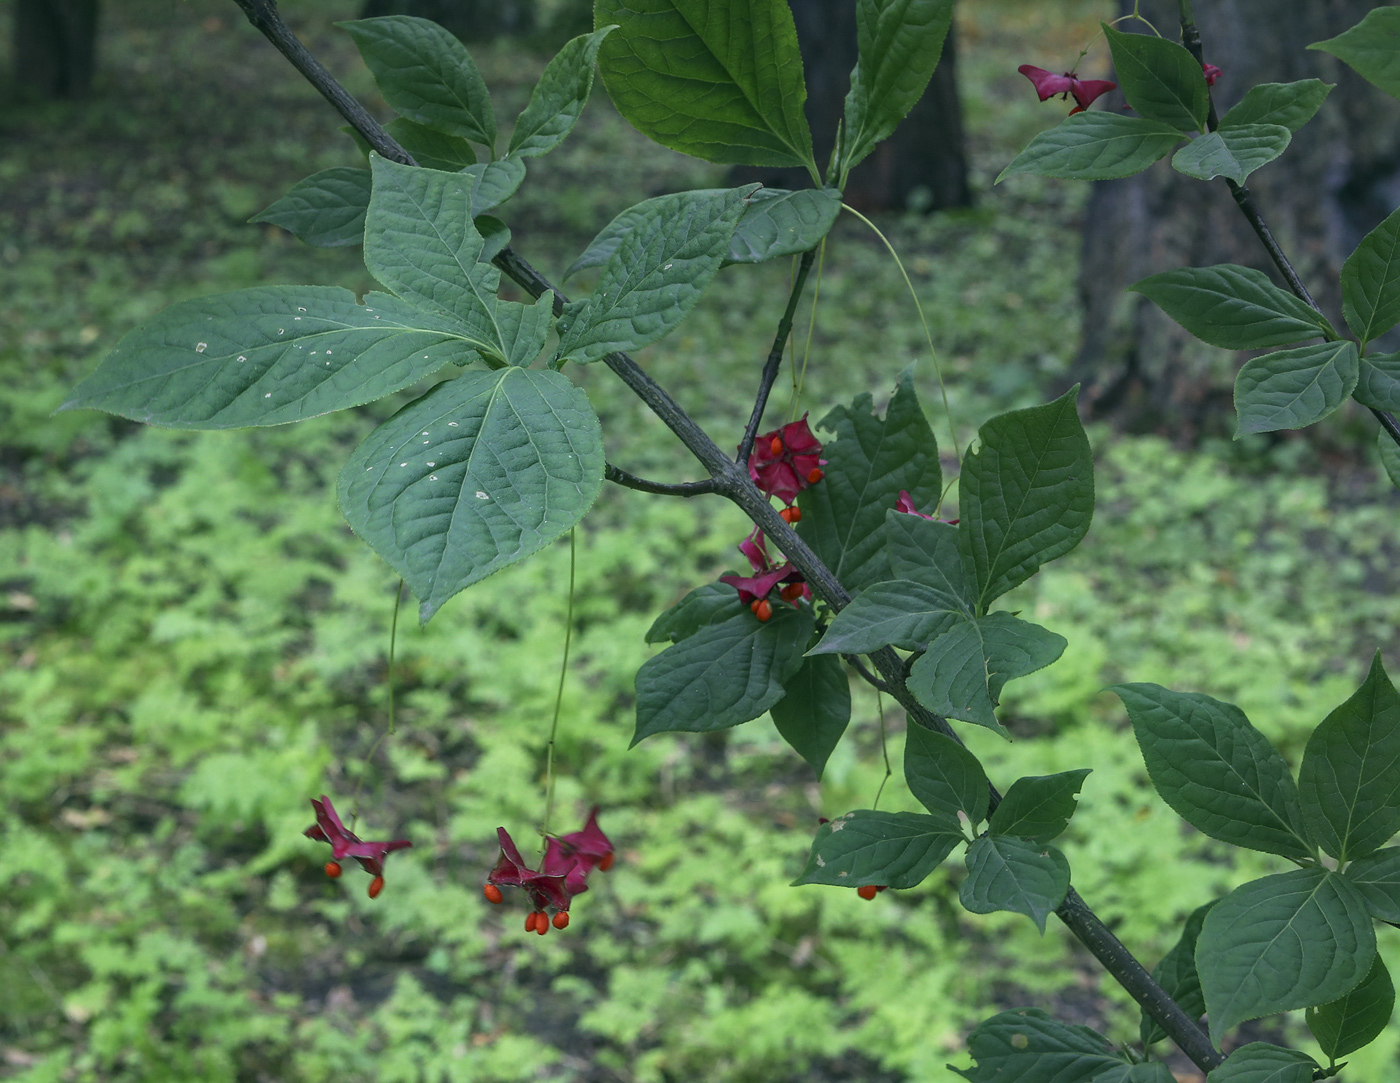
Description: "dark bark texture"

(732, 0), (970, 213)
(12, 0), (99, 99)
(358, 0), (535, 42)
(1073, 0), (1400, 440)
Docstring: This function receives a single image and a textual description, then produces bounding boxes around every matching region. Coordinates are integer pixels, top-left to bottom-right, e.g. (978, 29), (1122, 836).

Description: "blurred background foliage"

(2, 1), (1400, 1081)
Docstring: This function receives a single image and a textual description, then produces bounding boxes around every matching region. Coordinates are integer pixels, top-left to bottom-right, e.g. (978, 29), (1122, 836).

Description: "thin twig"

(843, 654), (896, 695)
(737, 247), (819, 465)
(604, 463), (718, 497)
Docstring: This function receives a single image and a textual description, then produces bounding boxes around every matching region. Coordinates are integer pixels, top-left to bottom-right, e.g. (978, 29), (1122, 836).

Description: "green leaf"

(475, 215), (511, 264)
(1343, 845), (1400, 922)
(633, 604), (813, 742)
(958, 386), (1094, 611)
(250, 167), (371, 248)
(59, 286), (472, 428)
(797, 373), (941, 591)
(1171, 125), (1292, 185)
(457, 158), (528, 217)
(493, 290), (556, 367)
(1218, 80), (1332, 134)
(554, 187), (751, 364)
(771, 654), (851, 779)
(1234, 341), (1360, 436)
(793, 809), (962, 889)
(1197, 868), (1376, 1039)
(1129, 264), (1332, 350)
(953, 1009), (1127, 1083)
(509, 26), (615, 158)
(1343, 204), (1400, 346)
(904, 725), (989, 826)
(1381, 429), (1400, 491)
(959, 836), (1070, 933)
(725, 187), (842, 265)
(1141, 901), (1215, 1047)
(811, 578), (968, 654)
(997, 113), (1183, 182)
(908, 613), (1066, 735)
(385, 117), (477, 170)
(1206, 1044), (1320, 1083)
(646, 582), (743, 644)
(1103, 24), (1209, 131)
(885, 513), (976, 600)
(1307, 952), (1395, 1062)
(1310, 8), (1400, 99)
(1094, 1066), (1177, 1083)
(337, 368), (604, 623)
(988, 770), (1091, 843)
(594, 0), (815, 170)
(841, 0), (955, 173)
(1297, 652), (1400, 861)
(1111, 683), (1315, 860)
(341, 16), (496, 148)
(1355, 350), (1400, 411)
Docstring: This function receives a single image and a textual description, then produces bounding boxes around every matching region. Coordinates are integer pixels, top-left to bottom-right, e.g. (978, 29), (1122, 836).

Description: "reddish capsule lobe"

(324, 861), (343, 879)
(598, 852), (615, 872)
(752, 598), (773, 622)
(780, 506), (801, 524)
(552, 911), (570, 930)
(807, 467), (824, 484)
(857, 884), (880, 901)
(368, 876), (385, 899)
(525, 911), (539, 933)
(483, 883), (504, 904)
(535, 915), (549, 936)
(770, 436), (784, 456)
(780, 582), (804, 602)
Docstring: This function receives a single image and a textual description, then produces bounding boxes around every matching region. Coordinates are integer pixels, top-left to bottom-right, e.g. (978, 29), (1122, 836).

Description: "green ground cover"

(3, 2), (1399, 1080)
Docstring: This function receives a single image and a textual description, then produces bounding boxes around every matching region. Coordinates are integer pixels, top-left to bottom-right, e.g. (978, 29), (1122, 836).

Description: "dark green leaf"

(1104, 24), (1209, 131)
(1343, 845), (1400, 922)
(959, 836), (1070, 933)
(958, 386), (1094, 610)
(1094, 1066), (1177, 1083)
(1355, 351), (1400, 411)
(1141, 901), (1215, 1047)
(1198, 869), (1376, 1039)
(771, 654), (851, 779)
(555, 187), (750, 364)
(458, 157), (528, 216)
(1218, 80), (1332, 134)
(633, 604), (813, 742)
(988, 769), (1091, 843)
(725, 187), (842, 265)
(952, 1009), (1126, 1083)
(1234, 341), (1360, 436)
(1307, 952), (1394, 1062)
(811, 579), (967, 654)
(793, 809), (961, 889)
(908, 613), (1066, 735)
(1130, 264), (1332, 350)
(797, 372), (941, 590)
(250, 166), (371, 248)
(1381, 429), (1400, 491)
(1206, 1044), (1319, 1083)
(59, 287), (471, 428)
(904, 725), (989, 826)
(1111, 683), (1315, 860)
(1310, 8), (1400, 99)
(885, 513), (977, 607)
(385, 116), (477, 170)
(475, 215), (511, 263)
(645, 582), (743, 644)
(997, 113), (1183, 183)
(1172, 124), (1291, 185)
(341, 16), (496, 148)
(1342, 204), (1400, 346)
(841, 0), (955, 173)
(508, 27), (615, 158)
(493, 291), (555, 367)
(595, 0), (815, 170)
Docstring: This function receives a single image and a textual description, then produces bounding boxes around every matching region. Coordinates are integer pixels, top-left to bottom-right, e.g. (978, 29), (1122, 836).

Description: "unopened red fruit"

(552, 911), (570, 930)
(770, 436), (784, 456)
(368, 876), (385, 899)
(780, 582), (804, 602)
(525, 911), (539, 932)
(857, 884), (879, 900)
(753, 599), (773, 622)
(598, 852), (614, 871)
(484, 883), (504, 904)
(807, 468), (824, 484)
(324, 861), (343, 879)
(536, 917), (549, 936)
(780, 506), (801, 524)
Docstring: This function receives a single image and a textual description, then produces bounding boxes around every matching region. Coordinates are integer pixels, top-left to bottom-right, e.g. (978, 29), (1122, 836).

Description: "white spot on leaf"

(195, 342), (207, 353)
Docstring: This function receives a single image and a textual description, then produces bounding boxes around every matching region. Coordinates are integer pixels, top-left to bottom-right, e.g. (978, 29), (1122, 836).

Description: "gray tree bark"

(1073, 0), (1400, 439)
(12, 0), (99, 99)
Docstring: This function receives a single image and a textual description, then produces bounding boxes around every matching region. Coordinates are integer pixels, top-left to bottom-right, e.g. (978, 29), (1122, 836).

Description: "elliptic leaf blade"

(1344, 845), (1400, 922)
(771, 653), (852, 779)
(1234, 340), (1360, 436)
(988, 769), (1091, 843)
(1310, 8), (1400, 99)
(1342, 203), (1400, 346)
(1104, 24), (1208, 131)
(250, 166), (371, 248)
(385, 116), (477, 170)
(904, 724), (989, 826)
(1306, 952), (1395, 1062)
(997, 113), (1183, 183)
(1218, 80), (1332, 135)
(1171, 124), (1291, 185)
(953, 1009), (1127, 1083)
(794, 809), (961, 889)
(811, 579), (965, 654)
(959, 836), (1070, 933)
(1355, 351), (1400, 411)
(725, 187), (842, 265)
(508, 26), (615, 158)
(1206, 1044), (1319, 1083)
(1129, 264), (1331, 350)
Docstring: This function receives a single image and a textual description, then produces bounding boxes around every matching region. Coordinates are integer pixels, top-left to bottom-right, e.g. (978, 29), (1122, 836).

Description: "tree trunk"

(12, 0), (99, 99)
(731, 0), (970, 213)
(1072, 0), (1400, 440)
(358, 0), (535, 42)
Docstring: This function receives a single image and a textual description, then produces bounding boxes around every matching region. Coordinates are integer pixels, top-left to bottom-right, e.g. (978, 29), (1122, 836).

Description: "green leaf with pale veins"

(797, 372), (941, 590)
(1297, 652), (1400, 860)
(595, 0), (815, 170)
(1141, 901), (1215, 1047)
(725, 187), (842, 265)
(337, 367), (604, 623)
(771, 654), (851, 779)
(794, 809), (962, 889)
(1172, 124), (1292, 185)
(1310, 8), (1400, 100)
(1130, 264), (1332, 350)
(1307, 952), (1395, 1062)
(341, 16), (496, 148)
(493, 291), (556, 367)
(952, 1009), (1127, 1083)
(904, 725), (989, 826)
(960, 835), (1070, 932)
(1343, 203), (1400, 346)
(997, 113), (1183, 183)
(509, 26), (615, 158)
(633, 604), (813, 743)
(554, 187), (751, 364)
(1206, 1044), (1320, 1083)
(957, 386), (1094, 611)
(457, 158), (528, 216)
(646, 581), (743, 644)
(1094, 1065), (1177, 1083)
(841, 0), (954, 173)
(1197, 869), (1375, 1039)
(1219, 80), (1332, 134)
(1234, 341), (1359, 436)
(59, 287), (473, 428)
(385, 117), (477, 170)
(1104, 24), (1208, 130)
(1343, 845), (1400, 922)
(810, 578), (968, 654)
(1112, 683), (1315, 860)
(1354, 350), (1400, 410)
(250, 167), (371, 248)
(885, 513), (974, 599)
(1381, 429), (1400, 491)
(988, 770), (1091, 843)
(908, 613), (1066, 735)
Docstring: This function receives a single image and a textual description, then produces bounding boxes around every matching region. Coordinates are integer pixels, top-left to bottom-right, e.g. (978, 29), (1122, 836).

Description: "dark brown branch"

(604, 463), (717, 497)
(737, 247), (819, 465)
